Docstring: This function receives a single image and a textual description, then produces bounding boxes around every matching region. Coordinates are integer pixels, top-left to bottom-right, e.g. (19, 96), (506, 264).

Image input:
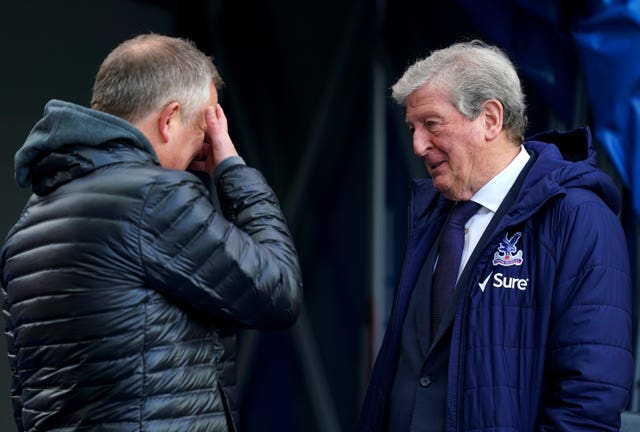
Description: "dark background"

(1, 1), (638, 431)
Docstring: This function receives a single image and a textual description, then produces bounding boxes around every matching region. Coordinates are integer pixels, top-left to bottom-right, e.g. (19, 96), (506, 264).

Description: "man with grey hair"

(358, 40), (632, 431)
(1, 34), (302, 431)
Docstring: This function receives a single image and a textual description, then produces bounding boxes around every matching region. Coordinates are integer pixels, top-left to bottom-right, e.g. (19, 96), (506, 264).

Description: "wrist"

(213, 156), (246, 184)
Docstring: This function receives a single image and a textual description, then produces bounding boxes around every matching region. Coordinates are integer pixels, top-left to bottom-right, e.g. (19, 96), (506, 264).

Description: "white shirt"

(458, 146), (531, 278)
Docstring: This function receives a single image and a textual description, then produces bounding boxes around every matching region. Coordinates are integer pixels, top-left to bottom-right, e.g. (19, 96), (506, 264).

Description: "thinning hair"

(392, 40), (527, 143)
(91, 33), (223, 124)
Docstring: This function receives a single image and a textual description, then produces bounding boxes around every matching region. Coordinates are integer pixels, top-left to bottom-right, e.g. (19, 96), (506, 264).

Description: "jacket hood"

(16, 99), (158, 194)
(513, 126), (621, 219)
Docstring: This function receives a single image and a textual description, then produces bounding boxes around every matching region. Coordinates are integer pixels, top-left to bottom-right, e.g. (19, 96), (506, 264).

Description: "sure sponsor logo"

(493, 272), (529, 290)
(478, 272), (529, 292)
(478, 272), (493, 292)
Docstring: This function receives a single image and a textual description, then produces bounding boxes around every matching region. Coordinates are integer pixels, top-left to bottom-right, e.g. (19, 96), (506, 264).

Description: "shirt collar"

(472, 146), (530, 212)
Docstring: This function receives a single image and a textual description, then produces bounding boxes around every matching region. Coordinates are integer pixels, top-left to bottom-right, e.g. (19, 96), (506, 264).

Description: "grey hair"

(91, 33), (223, 124)
(391, 40), (527, 143)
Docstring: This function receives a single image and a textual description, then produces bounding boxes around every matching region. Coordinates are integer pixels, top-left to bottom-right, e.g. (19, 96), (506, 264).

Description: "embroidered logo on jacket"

(492, 232), (524, 266)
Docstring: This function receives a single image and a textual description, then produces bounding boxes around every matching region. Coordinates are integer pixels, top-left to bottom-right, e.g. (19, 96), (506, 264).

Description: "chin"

(436, 187), (459, 201)
(432, 180), (449, 194)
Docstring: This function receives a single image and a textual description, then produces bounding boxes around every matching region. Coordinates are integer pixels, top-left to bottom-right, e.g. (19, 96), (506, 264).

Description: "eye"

(407, 125), (415, 134)
(423, 120), (442, 133)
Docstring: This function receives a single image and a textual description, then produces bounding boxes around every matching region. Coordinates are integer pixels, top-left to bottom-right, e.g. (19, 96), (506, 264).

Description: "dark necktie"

(431, 200), (481, 337)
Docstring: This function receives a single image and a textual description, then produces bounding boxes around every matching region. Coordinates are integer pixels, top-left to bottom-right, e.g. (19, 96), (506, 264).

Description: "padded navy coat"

(358, 128), (633, 431)
(1, 100), (302, 431)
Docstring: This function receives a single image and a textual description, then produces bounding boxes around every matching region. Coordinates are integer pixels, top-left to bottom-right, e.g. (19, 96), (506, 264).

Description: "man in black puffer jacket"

(1, 34), (302, 432)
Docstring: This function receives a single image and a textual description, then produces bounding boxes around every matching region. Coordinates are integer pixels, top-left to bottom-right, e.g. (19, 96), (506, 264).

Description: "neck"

(465, 137), (521, 200)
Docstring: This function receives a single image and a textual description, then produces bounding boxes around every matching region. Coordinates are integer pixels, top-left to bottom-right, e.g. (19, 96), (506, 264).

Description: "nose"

(412, 129), (432, 157)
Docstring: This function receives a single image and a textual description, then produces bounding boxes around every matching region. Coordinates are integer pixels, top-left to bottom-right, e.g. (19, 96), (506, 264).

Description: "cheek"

(190, 130), (205, 147)
(448, 133), (476, 169)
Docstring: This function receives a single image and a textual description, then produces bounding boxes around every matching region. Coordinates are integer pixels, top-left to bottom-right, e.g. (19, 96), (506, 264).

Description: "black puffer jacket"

(1, 100), (303, 432)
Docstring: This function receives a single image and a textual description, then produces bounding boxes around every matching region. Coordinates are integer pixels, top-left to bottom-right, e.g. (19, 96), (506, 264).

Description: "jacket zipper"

(451, 222), (525, 430)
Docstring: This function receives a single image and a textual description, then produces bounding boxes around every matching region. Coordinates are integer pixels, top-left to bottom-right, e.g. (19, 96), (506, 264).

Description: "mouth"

(429, 160), (446, 170)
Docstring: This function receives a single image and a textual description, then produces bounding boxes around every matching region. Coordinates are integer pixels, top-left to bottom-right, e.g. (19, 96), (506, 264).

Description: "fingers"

(215, 104), (226, 123)
(206, 106), (215, 121)
(205, 104), (239, 166)
(205, 104), (228, 134)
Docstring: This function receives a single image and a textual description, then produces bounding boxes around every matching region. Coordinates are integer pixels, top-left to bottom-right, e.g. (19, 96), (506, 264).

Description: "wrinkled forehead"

(405, 84), (456, 119)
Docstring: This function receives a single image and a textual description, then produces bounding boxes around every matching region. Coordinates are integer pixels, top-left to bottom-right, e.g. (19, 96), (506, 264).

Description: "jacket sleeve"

(1, 285), (24, 432)
(539, 193), (633, 431)
(139, 164), (302, 329)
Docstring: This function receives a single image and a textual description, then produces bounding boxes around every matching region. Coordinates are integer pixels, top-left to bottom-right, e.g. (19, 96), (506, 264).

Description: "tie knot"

(448, 200), (481, 226)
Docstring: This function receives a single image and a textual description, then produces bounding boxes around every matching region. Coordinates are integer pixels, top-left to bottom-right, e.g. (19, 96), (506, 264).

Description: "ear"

(481, 99), (503, 141)
(158, 102), (181, 143)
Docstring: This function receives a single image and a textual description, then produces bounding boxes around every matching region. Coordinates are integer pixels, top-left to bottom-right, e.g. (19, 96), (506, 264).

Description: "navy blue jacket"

(1, 100), (303, 432)
(358, 128), (633, 431)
